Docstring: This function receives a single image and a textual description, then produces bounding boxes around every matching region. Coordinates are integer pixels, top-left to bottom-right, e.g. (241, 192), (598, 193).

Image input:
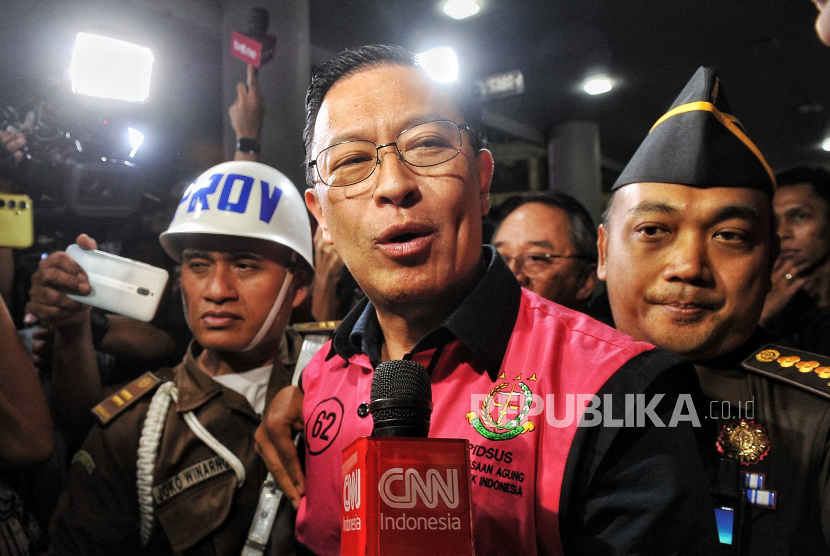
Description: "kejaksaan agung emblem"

(466, 374), (536, 441)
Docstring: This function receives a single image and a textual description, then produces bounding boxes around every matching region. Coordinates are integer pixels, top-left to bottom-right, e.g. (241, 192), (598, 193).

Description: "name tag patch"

(152, 455), (231, 504)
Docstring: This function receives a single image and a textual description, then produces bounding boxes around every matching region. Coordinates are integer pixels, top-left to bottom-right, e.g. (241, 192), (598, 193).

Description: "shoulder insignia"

(90, 371), (163, 426)
(292, 320), (340, 334)
(741, 344), (830, 401)
(71, 449), (96, 475)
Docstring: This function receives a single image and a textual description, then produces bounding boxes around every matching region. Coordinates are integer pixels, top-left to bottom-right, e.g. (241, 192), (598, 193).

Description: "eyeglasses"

(498, 251), (588, 275)
(308, 119), (472, 187)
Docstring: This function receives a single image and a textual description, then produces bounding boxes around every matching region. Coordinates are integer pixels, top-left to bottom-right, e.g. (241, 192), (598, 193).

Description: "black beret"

(612, 66), (775, 195)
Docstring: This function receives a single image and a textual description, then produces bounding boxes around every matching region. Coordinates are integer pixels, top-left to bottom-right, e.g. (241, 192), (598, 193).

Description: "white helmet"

(160, 160), (313, 270)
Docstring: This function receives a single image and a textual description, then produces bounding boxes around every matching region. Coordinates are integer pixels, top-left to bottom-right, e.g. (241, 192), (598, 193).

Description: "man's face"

(180, 235), (303, 355)
(493, 202), (596, 309)
(305, 65), (493, 308)
(773, 182), (830, 269)
(813, 0), (830, 46)
(598, 183), (772, 361)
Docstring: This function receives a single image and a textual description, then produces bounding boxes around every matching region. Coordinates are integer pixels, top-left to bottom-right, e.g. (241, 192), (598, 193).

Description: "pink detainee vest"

(296, 289), (653, 556)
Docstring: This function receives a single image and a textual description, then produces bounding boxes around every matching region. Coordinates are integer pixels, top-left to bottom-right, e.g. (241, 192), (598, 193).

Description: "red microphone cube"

(341, 437), (475, 556)
(230, 30), (276, 68)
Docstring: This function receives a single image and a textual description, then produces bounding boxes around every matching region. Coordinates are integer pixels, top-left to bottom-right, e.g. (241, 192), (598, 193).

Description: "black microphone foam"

(369, 360), (433, 438)
(247, 7), (269, 39)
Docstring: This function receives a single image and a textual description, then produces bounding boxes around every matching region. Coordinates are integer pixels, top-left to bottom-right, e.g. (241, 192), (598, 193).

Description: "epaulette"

(290, 322), (340, 387)
(741, 344), (830, 401)
(90, 371), (164, 426)
(292, 320), (340, 334)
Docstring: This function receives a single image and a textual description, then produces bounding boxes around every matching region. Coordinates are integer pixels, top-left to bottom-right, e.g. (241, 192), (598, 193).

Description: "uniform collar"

(693, 327), (772, 371)
(329, 245), (521, 381)
(175, 334), (300, 416)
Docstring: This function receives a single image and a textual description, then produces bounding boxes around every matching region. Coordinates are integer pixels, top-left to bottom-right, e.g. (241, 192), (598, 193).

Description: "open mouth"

(376, 223), (435, 258)
(390, 232), (423, 243)
(378, 222), (435, 244)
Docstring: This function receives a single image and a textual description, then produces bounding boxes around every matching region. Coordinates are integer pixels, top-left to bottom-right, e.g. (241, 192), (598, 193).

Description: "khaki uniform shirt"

(48, 332), (301, 556)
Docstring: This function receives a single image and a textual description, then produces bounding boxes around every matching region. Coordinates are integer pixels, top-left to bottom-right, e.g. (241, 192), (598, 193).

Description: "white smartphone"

(66, 244), (170, 322)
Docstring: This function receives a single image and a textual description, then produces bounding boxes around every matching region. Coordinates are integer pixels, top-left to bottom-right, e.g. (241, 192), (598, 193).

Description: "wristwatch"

(236, 137), (261, 154)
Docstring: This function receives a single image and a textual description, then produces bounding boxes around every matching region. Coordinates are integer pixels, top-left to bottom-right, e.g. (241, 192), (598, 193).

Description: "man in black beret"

(598, 66), (830, 555)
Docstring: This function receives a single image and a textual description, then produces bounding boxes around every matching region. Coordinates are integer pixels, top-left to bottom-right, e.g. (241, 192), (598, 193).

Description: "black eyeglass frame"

(307, 119), (473, 188)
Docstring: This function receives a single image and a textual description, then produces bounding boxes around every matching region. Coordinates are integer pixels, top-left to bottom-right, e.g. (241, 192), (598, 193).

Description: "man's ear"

(291, 282), (309, 309)
(305, 188), (332, 244)
(596, 224), (608, 281)
(576, 263), (599, 301)
(475, 149), (494, 217)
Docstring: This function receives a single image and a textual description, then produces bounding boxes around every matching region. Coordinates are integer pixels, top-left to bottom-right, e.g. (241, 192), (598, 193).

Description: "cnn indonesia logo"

(343, 469), (362, 531)
(381, 468), (462, 531)
(342, 467), (464, 532)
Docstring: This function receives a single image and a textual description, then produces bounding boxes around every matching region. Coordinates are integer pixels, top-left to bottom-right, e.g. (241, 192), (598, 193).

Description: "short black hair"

(492, 192), (598, 263)
(775, 166), (830, 211)
(303, 44), (484, 188)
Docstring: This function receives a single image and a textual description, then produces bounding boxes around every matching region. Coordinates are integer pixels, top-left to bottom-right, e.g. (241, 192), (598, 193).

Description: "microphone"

(230, 7), (276, 69)
(341, 360), (474, 556)
(369, 360), (433, 438)
(247, 7), (269, 41)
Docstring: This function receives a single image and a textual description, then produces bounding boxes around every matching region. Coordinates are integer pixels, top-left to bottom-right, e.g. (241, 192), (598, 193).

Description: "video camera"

(1, 97), (146, 219)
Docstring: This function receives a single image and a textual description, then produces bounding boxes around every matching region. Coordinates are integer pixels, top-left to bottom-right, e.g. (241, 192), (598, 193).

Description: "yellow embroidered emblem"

(755, 349), (779, 363)
(776, 355), (801, 368)
(796, 360), (820, 373)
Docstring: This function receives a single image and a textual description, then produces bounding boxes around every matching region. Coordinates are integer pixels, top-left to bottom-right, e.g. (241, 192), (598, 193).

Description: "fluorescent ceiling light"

(443, 0), (480, 20)
(70, 32), (154, 103)
(823, 137), (830, 152)
(582, 75), (614, 96)
(128, 127), (144, 158)
(417, 47), (459, 82)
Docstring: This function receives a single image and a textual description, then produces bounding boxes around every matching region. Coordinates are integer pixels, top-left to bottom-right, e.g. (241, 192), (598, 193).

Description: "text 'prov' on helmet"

(160, 161), (314, 270)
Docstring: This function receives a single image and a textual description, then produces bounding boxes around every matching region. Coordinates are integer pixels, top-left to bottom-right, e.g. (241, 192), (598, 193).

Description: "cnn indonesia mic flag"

(341, 437), (474, 556)
(342, 359), (474, 556)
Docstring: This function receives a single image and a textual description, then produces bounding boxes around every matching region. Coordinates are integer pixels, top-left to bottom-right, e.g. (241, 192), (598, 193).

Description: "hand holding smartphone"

(65, 245), (169, 322)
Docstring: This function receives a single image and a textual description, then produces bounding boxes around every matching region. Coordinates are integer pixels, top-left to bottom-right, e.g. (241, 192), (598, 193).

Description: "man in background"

(761, 166), (830, 354)
(492, 193), (597, 312)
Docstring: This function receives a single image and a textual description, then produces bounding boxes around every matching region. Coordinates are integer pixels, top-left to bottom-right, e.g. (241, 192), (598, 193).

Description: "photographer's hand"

(28, 234), (102, 437)
(230, 64), (264, 162)
(0, 129), (26, 162)
(28, 234), (97, 330)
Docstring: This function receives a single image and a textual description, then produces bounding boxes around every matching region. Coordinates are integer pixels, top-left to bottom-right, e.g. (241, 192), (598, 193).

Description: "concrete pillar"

(220, 1), (310, 192)
(547, 121), (603, 224)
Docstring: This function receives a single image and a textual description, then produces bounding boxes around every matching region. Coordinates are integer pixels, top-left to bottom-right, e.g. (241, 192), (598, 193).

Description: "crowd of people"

(1, 4), (830, 555)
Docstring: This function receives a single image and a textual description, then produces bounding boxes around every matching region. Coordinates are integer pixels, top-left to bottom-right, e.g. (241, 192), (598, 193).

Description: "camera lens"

(0, 200), (5, 208)
(7, 200), (15, 209)
(137, 288), (150, 296)
(18, 201), (28, 209)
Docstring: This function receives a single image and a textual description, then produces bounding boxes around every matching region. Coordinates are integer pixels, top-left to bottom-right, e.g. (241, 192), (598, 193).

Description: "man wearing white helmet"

(45, 160), (314, 556)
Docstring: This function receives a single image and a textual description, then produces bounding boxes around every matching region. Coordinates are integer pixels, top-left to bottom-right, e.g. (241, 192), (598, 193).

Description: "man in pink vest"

(256, 44), (718, 555)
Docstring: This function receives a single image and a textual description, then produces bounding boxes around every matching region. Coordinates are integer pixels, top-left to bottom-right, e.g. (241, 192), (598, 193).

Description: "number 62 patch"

(305, 397), (344, 455)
